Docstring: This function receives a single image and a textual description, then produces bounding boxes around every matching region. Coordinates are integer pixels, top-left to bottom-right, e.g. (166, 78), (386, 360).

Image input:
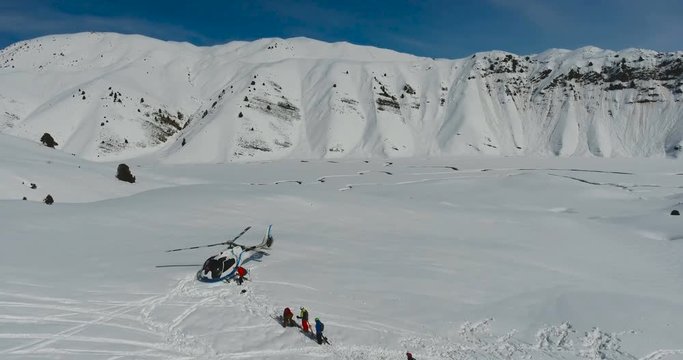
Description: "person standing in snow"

(314, 317), (325, 344)
(283, 307), (294, 327)
(297, 307), (310, 332)
(235, 266), (247, 285)
(406, 351), (416, 360)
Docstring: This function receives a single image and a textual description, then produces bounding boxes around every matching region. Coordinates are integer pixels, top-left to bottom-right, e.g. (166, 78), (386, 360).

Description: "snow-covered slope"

(2, 133), (683, 359)
(1, 33), (682, 163)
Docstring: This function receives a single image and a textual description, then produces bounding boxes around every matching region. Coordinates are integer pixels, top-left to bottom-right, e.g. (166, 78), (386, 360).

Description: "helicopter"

(163, 225), (274, 283)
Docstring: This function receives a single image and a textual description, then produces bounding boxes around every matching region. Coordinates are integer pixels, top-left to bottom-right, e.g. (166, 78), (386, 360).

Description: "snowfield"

(1, 134), (683, 359)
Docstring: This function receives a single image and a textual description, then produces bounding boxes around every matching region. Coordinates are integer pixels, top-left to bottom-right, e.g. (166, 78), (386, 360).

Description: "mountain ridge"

(1, 32), (681, 162)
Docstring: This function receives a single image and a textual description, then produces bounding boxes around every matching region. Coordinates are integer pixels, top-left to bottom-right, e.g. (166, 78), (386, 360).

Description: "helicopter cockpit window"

(223, 258), (236, 270)
(202, 259), (212, 272)
(203, 258), (222, 279)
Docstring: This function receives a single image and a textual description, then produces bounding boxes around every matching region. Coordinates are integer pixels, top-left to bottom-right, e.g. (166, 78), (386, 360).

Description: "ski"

(165, 226), (251, 253)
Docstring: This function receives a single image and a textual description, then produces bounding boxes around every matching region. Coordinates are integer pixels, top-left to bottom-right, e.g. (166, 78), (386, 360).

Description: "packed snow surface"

(1, 134), (683, 359)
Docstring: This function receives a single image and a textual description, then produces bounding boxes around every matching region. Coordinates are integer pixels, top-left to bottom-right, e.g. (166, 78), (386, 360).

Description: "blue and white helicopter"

(164, 225), (274, 283)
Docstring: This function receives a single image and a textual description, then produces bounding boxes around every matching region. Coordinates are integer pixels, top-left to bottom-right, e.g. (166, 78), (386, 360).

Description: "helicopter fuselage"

(196, 247), (246, 283)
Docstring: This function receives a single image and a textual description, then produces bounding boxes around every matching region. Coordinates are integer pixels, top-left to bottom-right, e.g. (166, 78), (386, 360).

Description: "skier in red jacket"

(282, 307), (295, 327)
(235, 266), (247, 285)
(297, 307), (310, 332)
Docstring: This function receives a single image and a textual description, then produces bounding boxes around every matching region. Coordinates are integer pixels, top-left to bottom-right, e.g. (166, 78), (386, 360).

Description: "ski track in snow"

(255, 280), (318, 291)
(548, 173), (633, 191)
(641, 350), (683, 360)
(234, 163), (683, 205)
(547, 173), (683, 193)
(357, 170), (393, 176)
(519, 168), (635, 175)
(1, 293), (169, 357)
(10, 275), (682, 360)
(252, 165), (659, 194)
(274, 180), (303, 185)
(2, 262), (683, 359)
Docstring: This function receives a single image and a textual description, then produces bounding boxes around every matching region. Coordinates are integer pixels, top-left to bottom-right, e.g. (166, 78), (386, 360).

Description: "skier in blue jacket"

(314, 317), (324, 344)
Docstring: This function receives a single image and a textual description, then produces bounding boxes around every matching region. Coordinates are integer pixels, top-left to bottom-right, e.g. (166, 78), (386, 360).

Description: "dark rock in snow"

(40, 133), (58, 148)
(116, 163), (136, 183)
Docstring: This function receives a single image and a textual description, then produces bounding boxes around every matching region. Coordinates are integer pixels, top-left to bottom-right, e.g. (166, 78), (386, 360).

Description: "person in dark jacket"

(297, 307), (310, 332)
(282, 307), (294, 327)
(314, 317), (324, 344)
(406, 351), (416, 360)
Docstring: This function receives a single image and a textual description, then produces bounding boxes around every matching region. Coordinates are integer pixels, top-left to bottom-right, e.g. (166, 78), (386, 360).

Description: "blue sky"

(1, 0), (681, 58)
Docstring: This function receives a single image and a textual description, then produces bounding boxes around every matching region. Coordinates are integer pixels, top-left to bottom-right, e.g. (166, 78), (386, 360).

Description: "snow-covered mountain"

(1, 32), (682, 163)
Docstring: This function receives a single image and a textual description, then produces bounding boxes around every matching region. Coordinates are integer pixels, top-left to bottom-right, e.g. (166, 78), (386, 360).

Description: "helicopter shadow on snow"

(270, 314), (317, 341)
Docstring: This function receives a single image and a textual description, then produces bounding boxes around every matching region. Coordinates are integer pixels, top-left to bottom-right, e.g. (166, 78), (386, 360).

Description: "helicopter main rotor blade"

(155, 264), (202, 268)
(165, 226), (252, 253)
